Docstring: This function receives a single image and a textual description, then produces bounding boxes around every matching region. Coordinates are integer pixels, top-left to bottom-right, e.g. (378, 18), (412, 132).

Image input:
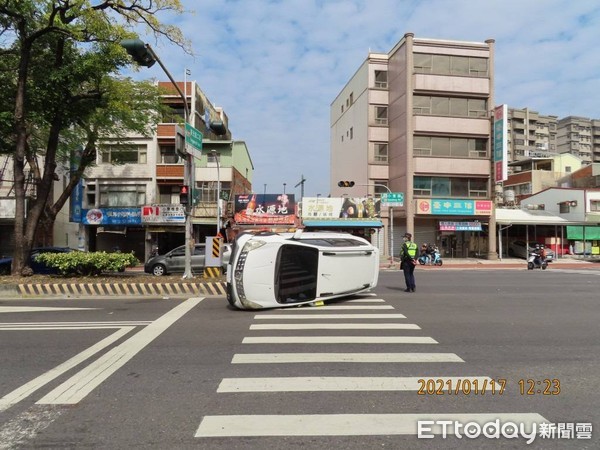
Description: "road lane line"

(0, 307), (98, 314)
(254, 314), (407, 319)
(195, 413), (548, 437)
(242, 336), (437, 344)
(217, 376), (492, 392)
(232, 353), (464, 364)
(250, 323), (421, 330)
(36, 297), (203, 405)
(344, 299), (385, 303)
(282, 305), (394, 310)
(0, 327), (133, 412)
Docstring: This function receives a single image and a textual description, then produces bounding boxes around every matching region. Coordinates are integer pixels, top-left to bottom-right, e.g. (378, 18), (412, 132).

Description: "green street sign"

(185, 123), (203, 158)
(381, 192), (404, 207)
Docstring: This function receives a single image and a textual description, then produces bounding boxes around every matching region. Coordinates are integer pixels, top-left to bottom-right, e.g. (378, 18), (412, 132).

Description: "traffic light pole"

(121, 39), (194, 278)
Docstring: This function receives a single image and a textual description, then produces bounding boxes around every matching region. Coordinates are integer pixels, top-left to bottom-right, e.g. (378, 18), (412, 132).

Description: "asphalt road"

(0, 268), (598, 449)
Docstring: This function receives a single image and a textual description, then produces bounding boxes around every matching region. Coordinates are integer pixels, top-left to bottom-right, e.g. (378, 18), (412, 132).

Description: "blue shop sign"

(82, 208), (142, 225)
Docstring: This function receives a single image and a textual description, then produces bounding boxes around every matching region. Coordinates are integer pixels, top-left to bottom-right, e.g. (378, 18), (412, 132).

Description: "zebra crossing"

(195, 295), (547, 440)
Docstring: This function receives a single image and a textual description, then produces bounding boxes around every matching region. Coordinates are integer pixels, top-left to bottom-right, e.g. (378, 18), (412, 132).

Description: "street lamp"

(121, 38), (195, 279)
(210, 150), (221, 235)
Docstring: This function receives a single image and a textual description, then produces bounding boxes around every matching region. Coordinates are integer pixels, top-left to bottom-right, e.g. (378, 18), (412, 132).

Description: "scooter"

(418, 249), (443, 266)
(527, 251), (548, 270)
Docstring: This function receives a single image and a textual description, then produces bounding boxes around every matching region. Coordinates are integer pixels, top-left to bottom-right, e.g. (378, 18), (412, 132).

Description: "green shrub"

(35, 251), (139, 276)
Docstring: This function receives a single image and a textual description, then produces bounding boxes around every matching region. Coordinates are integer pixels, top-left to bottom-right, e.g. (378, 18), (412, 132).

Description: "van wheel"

(152, 264), (167, 276)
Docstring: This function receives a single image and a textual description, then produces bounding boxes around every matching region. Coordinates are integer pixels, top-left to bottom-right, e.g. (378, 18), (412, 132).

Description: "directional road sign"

(185, 123), (203, 159)
(381, 192), (404, 207)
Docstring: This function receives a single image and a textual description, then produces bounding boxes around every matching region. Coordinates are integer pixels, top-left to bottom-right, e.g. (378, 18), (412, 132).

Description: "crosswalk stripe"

(196, 413), (548, 437)
(232, 353), (464, 364)
(217, 376), (492, 392)
(287, 305), (394, 310)
(254, 314), (407, 319)
(242, 336), (437, 344)
(345, 299), (385, 303)
(249, 323), (421, 330)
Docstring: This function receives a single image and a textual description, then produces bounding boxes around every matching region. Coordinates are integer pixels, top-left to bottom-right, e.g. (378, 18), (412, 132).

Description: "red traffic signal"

(338, 181), (355, 188)
(180, 185), (189, 205)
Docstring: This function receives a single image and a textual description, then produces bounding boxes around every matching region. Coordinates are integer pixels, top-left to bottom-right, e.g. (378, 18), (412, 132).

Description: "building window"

(99, 184), (146, 207)
(413, 136), (487, 158)
(159, 144), (182, 164)
(197, 181), (231, 203)
(100, 144), (147, 164)
(349, 92), (354, 104)
(413, 53), (488, 77)
(413, 96), (487, 118)
(158, 185), (180, 204)
(374, 106), (388, 125)
(413, 176), (488, 198)
(373, 142), (388, 163)
(349, 127), (353, 139)
(374, 70), (388, 88)
(559, 203), (570, 214)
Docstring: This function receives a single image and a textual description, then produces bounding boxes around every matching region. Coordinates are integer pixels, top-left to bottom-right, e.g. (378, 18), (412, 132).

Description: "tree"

(0, 1), (188, 275)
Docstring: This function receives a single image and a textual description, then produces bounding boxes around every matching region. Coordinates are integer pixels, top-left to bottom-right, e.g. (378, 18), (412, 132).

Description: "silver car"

(508, 240), (554, 260)
(144, 243), (231, 276)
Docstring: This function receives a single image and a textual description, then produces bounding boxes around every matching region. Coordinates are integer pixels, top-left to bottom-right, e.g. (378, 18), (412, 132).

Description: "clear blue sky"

(134, 0), (600, 198)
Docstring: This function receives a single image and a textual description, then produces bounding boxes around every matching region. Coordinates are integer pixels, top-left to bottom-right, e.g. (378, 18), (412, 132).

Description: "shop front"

(414, 199), (493, 258)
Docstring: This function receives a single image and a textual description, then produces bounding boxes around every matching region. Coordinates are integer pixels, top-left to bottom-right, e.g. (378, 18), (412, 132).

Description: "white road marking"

(217, 376), (492, 392)
(0, 327), (133, 412)
(242, 336), (437, 344)
(288, 305), (394, 310)
(232, 353), (464, 364)
(254, 314), (406, 319)
(250, 323), (421, 330)
(0, 306), (98, 314)
(36, 297), (203, 405)
(344, 299), (385, 303)
(0, 321), (151, 328)
(195, 413), (548, 437)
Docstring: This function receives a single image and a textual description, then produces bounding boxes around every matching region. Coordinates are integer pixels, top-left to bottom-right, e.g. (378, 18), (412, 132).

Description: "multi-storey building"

(76, 80), (253, 261)
(331, 34), (496, 258)
(507, 108), (557, 164)
(557, 116), (596, 163)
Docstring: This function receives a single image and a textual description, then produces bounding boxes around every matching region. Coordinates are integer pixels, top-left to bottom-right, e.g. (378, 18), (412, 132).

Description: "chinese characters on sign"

(301, 197), (381, 220)
(416, 199), (493, 216)
(141, 205), (186, 224)
(234, 194), (296, 225)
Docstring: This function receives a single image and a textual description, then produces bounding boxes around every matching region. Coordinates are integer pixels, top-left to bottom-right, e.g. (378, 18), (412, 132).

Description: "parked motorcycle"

(527, 251), (548, 270)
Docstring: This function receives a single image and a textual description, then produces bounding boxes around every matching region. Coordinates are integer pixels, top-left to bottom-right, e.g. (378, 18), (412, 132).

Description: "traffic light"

(120, 39), (156, 68)
(179, 185), (189, 205)
(338, 181), (355, 188)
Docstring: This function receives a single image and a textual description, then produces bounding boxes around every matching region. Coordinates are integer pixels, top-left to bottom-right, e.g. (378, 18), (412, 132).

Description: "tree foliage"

(0, 0), (188, 275)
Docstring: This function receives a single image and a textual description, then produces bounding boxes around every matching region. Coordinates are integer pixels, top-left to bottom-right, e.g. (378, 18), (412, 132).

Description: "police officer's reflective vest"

(402, 242), (418, 260)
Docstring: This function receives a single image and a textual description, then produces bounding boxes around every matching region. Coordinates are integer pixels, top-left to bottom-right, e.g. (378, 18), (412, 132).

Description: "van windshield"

(275, 244), (318, 304)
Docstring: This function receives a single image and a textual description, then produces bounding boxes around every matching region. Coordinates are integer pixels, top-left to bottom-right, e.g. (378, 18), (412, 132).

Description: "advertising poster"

(234, 194), (296, 225)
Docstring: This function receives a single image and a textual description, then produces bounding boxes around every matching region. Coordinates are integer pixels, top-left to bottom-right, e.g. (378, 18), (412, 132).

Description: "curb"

(0, 282), (227, 298)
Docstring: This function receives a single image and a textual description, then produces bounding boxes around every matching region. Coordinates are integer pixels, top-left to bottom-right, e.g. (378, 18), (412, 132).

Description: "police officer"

(400, 232), (418, 292)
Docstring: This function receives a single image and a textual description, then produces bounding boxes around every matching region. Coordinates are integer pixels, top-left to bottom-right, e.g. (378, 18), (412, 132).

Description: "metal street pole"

(356, 183), (394, 263)
(120, 40), (194, 277)
(211, 150), (221, 235)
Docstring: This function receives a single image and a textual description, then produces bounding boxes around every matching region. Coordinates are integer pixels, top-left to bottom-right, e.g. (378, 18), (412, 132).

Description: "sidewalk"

(379, 256), (600, 270)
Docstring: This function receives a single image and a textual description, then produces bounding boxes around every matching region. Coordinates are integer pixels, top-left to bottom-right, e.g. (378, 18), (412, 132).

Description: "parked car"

(144, 243), (231, 276)
(0, 247), (77, 275)
(226, 230), (379, 310)
(508, 240), (554, 260)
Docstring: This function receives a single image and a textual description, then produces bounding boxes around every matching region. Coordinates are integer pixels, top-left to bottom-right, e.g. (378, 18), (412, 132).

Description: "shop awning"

(566, 226), (600, 240)
(302, 219), (383, 228)
(495, 208), (574, 225)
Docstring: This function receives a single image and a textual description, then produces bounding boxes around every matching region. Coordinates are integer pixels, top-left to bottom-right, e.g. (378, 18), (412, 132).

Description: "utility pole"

(295, 175), (306, 199)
